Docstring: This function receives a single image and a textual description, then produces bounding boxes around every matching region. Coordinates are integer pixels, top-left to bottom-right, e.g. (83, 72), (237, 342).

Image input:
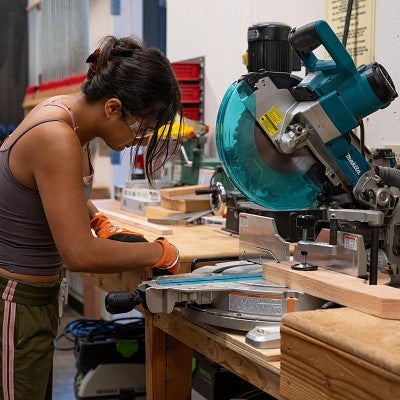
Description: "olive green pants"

(0, 275), (60, 400)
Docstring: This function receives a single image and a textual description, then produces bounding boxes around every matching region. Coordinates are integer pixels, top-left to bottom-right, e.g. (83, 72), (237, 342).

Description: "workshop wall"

(0, 0), (28, 134)
(166, 0), (400, 157)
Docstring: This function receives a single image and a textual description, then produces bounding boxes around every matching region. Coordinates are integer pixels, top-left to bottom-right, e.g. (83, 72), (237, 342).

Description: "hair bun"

(86, 48), (100, 80)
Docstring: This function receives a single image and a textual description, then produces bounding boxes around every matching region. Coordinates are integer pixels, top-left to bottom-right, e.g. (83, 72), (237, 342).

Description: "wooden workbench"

(80, 200), (283, 398)
(280, 308), (400, 400)
(80, 200), (400, 400)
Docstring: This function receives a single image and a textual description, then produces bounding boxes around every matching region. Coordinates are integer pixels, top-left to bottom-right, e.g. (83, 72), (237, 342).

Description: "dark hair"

(82, 36), (182, 183)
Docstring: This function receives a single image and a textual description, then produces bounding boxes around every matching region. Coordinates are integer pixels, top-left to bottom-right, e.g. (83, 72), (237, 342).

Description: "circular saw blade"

(216, 73), (321, 211)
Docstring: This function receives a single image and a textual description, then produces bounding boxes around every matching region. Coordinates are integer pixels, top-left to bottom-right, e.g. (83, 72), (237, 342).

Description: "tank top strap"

(44, 99), (78, 131)
(1, 119), (67, 152)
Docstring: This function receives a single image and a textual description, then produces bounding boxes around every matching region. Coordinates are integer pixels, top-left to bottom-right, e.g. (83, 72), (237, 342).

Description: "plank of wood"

(263, 261), (400, 319)
(160, 195), (211, 213)
(97, 208), (173, 235)
(280, 308), (400, 400)
(144, 206), (182, 219)
(159, 184), (209, 198)
(159, 185), (211, 213)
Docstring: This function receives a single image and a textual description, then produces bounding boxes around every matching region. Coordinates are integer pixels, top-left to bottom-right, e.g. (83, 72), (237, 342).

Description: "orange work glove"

(90, 213), (147, 242)
(150, 237), (180, 275)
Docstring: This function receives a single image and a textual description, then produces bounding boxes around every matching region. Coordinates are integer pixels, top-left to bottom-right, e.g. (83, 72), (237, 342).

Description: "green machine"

(175, 134), (235, 192)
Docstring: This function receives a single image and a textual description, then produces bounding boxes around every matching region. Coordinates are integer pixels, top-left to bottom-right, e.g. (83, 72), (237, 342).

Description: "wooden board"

(263, 261), (400, 319)
(160, 195), (211, 213)
(280, 308), (400, 400)
(159, 185), (209, 197)
(96, 203), (173, 235)
(144, 206), (183, 219)
(159, 184), (211, 213)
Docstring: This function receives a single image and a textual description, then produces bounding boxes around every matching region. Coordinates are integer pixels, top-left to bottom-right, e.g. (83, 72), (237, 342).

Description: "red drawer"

(171, 62), (200, 81)
(182, 107), (201, 121)
(179, 84), (201, 103)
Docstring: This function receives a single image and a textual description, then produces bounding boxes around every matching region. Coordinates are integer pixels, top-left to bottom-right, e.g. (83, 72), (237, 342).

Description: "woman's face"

(102, 105), (155, 151)
(124, 115), (155, 147)
(101, 98), (155, 151)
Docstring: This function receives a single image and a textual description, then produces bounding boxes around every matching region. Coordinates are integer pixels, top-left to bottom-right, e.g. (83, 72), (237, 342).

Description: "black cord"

(359, 119), (365, 156)
(342, 0), (354, 47)
(54, 316), (144, 351)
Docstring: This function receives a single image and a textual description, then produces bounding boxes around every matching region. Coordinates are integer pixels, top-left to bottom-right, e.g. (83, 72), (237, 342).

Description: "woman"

(0, 36), (182, 399)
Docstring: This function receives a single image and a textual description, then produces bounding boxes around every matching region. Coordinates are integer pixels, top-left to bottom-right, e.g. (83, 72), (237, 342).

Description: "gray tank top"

(0, 118), (93, 276)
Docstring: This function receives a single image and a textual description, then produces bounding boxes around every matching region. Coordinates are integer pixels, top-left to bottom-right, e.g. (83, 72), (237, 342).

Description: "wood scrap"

(159, 184), (209, 197)
(148, 210), (212, 225)
(144, 205), (182, 219)
(160, 195), (211, 213)
(159, 184), (211, 213)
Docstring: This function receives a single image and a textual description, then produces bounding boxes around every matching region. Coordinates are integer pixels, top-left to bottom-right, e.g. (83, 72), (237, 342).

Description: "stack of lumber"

(145, 185), (211, 217)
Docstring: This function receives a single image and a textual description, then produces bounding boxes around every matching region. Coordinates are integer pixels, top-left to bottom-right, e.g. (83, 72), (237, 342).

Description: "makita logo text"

(345, 153), (361, 175)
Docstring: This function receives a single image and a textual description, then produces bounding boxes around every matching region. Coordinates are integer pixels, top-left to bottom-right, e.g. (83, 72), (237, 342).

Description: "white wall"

(166, 0), (400, 155)
(371, 1), (400, 148)
(88, 0), (144, 194)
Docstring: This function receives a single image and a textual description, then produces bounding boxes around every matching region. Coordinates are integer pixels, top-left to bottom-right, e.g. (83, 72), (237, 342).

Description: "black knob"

(105, 291), (143, 314)
(296, 214), (315, 229)
(195, 188), (213, 195)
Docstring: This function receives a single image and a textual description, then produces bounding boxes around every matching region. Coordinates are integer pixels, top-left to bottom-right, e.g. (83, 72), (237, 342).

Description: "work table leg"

(145, 311), (192, 399)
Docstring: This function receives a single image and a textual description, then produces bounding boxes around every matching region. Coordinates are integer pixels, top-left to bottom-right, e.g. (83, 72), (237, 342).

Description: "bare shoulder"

(21, 117), (81, 159)
(8, 96), (80, 149)
(8, 117), (83, 190)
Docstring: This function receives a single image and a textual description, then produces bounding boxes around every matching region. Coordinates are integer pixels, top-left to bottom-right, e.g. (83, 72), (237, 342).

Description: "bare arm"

(27, 124), (164, 273)
(87, 199), (100, 219)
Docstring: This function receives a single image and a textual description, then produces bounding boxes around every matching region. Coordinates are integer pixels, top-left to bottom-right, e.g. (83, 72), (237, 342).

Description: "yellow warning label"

(258, 106), (283, 137)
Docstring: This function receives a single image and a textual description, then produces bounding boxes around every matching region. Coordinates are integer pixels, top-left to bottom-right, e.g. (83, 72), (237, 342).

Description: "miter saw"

(106, 20), (399, 346)
(217, 19), (397, 211)
(215, 19), (399, 282)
